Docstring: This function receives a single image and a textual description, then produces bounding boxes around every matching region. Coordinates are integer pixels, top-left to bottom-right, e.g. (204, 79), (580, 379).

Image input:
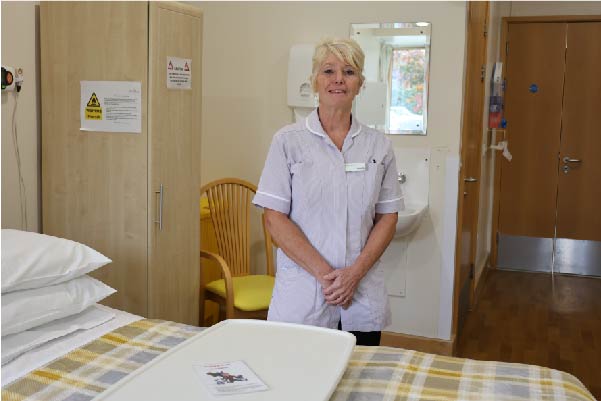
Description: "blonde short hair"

(310, 38), (365, 93)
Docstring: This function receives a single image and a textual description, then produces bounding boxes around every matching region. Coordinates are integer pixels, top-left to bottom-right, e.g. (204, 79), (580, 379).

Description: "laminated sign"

(80, 81), (142, 133)
(167, 56), (192, 89)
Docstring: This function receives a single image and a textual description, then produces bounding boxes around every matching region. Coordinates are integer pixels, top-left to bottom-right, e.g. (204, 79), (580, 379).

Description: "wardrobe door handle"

(154, 184), (164, 231)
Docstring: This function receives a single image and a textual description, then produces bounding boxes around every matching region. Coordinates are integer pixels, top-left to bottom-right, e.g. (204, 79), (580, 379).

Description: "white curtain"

(379, 44), (394, 130)
(379, 44), (393, 83)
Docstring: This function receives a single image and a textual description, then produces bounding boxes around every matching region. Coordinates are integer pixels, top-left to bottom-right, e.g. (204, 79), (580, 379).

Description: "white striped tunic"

(253, 109), (403, 331)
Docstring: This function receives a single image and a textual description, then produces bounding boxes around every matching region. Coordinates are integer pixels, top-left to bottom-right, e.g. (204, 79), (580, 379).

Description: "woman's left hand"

(322, 267), (362, 307)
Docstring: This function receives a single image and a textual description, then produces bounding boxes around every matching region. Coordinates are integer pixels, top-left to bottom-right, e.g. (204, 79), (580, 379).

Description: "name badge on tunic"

(345, 163), (366, 172)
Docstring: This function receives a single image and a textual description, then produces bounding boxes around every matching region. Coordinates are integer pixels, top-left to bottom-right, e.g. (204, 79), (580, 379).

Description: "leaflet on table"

(193, 360), (269, 396)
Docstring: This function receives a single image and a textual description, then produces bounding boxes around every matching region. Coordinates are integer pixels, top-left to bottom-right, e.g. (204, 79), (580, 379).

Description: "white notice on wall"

(80, 81), (142, 133)
(167, 56), (192, 89)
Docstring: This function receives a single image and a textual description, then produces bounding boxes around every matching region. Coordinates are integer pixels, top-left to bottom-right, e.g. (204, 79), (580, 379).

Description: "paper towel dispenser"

(287, 44), (316, 108)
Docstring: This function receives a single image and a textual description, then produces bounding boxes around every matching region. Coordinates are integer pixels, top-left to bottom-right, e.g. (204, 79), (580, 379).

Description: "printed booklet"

(193, 360), (269, 396)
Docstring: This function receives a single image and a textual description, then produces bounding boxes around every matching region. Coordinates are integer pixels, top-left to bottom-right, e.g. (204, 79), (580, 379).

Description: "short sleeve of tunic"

(252, 133), (291, 214)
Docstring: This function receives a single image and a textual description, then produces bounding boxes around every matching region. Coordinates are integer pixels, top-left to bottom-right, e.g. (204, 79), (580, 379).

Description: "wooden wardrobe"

(40, 2), (202, 325)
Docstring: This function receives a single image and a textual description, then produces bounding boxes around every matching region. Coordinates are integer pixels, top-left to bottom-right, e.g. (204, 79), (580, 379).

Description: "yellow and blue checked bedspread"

(2, 319), (595, 401)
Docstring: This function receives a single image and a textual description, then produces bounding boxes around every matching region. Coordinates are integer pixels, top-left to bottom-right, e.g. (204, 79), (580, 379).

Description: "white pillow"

(1, 275), (116, 336)
(1, 229), (111, 293)
(1, 304), (116, 365)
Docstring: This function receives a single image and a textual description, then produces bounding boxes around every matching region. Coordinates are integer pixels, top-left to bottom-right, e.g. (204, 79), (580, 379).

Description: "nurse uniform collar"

(305, 108), (362, 139)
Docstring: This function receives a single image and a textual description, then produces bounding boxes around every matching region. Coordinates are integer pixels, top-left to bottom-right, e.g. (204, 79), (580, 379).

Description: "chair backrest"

(200, 178), (275, 277)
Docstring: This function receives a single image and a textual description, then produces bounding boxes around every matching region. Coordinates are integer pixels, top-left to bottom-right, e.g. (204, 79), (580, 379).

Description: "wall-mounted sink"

(391, 147), (430, 238)
(395, 202), (428, 238)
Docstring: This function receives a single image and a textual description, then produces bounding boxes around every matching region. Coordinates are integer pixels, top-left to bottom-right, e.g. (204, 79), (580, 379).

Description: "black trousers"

(338, 321), (381, 346)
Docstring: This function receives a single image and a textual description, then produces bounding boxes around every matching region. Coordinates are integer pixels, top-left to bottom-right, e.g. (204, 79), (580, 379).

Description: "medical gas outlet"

(2, 66), (24, 92)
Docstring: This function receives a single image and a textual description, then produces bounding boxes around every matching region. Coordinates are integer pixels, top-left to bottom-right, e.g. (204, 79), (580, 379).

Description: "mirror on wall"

(351, 22), (431, 135)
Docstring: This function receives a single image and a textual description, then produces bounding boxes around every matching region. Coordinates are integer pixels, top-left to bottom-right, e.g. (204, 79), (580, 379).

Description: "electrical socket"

(2, 66), (16, 91)
(15, 68), (24, 92)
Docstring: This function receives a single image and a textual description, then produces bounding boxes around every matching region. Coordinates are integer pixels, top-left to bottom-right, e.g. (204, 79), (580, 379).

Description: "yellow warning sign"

(85, 92), (102, 120)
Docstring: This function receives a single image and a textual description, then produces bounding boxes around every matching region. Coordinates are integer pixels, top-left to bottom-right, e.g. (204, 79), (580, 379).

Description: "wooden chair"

(199, 178), (276, 323)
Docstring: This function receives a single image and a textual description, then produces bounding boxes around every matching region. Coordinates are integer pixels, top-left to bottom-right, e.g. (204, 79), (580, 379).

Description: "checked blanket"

(2, 319), (595, 401)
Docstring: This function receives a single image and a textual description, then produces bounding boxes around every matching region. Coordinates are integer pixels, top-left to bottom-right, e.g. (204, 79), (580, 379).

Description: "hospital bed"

(1, 230), (595, 401)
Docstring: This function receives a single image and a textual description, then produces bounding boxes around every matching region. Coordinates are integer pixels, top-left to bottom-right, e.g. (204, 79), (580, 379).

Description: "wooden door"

(148, 2), (203, 325)
(495, 23), (567, 271)
(40, 2), (149, 315)
(556, 22), (601, 241)
(555, 22), (601, 275)
(453, 1), (489, 337)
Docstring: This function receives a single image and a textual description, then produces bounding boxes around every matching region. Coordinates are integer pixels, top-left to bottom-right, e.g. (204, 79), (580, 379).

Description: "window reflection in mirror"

(351, 22), (431, 135)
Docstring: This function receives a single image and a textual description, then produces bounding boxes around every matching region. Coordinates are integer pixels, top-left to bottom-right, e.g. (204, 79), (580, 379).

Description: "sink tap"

(398, 173), (407, 184)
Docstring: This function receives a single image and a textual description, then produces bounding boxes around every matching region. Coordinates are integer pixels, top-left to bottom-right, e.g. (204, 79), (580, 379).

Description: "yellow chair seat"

(205, 275), (275, 312)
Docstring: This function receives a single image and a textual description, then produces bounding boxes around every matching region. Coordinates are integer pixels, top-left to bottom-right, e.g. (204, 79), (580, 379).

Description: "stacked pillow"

(1, 229), (116, 364)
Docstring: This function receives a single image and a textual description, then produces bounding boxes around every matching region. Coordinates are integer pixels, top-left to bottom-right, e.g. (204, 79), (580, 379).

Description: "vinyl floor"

(456, 269), (601, 400)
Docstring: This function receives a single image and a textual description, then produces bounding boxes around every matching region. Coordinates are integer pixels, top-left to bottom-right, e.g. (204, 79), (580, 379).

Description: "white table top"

(93, 319), (356, 401)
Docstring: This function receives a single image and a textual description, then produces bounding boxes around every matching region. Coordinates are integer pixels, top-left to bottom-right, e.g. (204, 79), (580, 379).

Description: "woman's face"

(316, 53), (361, 110)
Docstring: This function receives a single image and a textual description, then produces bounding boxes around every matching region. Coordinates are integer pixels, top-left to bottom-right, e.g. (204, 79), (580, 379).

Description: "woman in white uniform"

(252, 38), (403, 345)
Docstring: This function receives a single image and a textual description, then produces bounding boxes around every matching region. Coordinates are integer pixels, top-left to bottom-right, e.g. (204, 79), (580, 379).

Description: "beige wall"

(198, 1), (467, 185)
(196, 1), (467, 339)
(1, 1), (40, 232)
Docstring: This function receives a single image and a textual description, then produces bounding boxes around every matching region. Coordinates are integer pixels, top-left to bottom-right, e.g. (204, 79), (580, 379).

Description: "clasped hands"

(319, 266), (362, 310)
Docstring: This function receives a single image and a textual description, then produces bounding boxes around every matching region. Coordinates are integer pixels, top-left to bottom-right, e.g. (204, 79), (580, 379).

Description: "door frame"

(490, 15), (601, 268)
(450, 1), (489, 350)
